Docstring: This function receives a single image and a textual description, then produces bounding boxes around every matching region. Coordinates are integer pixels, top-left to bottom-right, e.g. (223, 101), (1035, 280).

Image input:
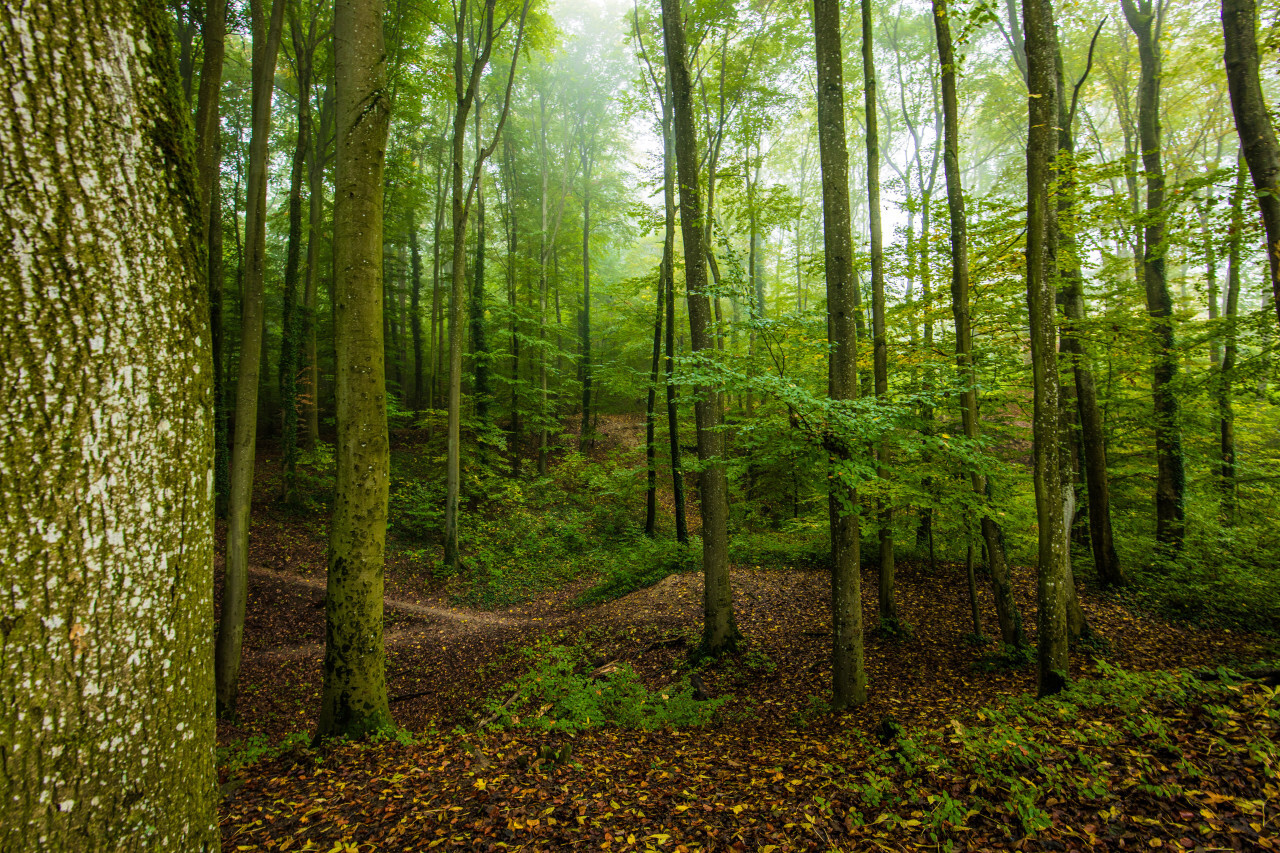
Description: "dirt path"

(248, 565), (532, 662)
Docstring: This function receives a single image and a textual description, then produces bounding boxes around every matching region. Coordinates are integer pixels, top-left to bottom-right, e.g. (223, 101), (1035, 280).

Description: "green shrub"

(481, 643), (728, 733)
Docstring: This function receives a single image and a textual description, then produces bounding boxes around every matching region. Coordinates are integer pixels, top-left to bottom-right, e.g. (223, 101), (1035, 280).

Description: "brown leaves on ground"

(218, 446), (1276, 851)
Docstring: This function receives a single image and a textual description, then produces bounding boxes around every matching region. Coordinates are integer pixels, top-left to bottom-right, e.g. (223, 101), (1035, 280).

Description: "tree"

(443, 0), (531, 572)
(1222, 0), (1280, 327)
(0, 2), (218, 845)
(1122, 0), (1185, 554)
(216, 0), (287, 718)
(661, 0), (740, 656)
(316, 0), (394, 741)
(933, 0), (1025, 648)
(861, 0), (896, 630)
(1024, 0), (1069, 697)
(813, 0), (867, 709)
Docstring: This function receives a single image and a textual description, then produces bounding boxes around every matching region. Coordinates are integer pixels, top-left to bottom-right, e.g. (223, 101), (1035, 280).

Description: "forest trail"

(246, 565), (562, 663)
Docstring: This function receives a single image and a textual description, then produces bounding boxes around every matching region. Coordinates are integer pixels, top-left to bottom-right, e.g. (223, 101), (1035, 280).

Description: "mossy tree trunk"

(316, 0), (394, 741)
(933, 0), (1026, 647)
(216, 0), (286, 718)
(661, 0), (740, 656)
(1024, 0), (1069, 697)
(0, 2), (218, 845)
(814, 0), (868, 710)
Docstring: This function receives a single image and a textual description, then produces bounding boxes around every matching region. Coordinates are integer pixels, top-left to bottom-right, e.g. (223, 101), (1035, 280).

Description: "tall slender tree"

(661, 0), (740, 655)
(814, 0), (867, 709)
(0, 1), (218, 843)
(1122, 0), (1184, 554)
(1024, 0), (1069, 697)
(861, 0), (896, 630)
(215, 0), (287, 718)
(933, 0), (1025, 647)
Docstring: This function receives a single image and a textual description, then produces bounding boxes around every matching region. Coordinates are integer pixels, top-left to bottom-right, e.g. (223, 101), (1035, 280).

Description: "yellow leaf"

(474, 778), (487, 791)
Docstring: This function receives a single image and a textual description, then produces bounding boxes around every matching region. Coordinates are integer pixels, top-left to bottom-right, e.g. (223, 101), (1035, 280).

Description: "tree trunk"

(216, 0), (286, 718)
(1024, 0), (1069, 697)
(645, 268), (663, 536)
(861, 0), (896, 630)
(662, 81), (689, 544)
(1056, 34), (1125, 586)
(814, 0), (868, 710)
(0, 3), (218, 843)
(281, 10), (314, 506)
(661, 0), (739, 656)
(411, 221), (425, 411)
(1123, 0), (1185, 554)
(195, 0), (229, 516)
(316, 0), (393, 741)
(471, 100), (490, 427)
(303, 82), (333, 451)
(1220, 153), (1245, 524)
(934, 0), (1025, 647)
(1222, 0), (1280, 327)
(579, 152), (593, 452)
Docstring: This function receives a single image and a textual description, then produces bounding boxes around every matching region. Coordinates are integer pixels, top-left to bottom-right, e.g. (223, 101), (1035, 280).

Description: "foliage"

(480, 642), (728, 733)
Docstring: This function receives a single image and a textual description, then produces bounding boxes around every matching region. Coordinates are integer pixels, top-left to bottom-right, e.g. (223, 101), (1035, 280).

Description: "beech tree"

(317, 0), (394, 740)
(0, 1), (218, 845)
(661, 0), (740, 655)
(813, 0), (867, 709)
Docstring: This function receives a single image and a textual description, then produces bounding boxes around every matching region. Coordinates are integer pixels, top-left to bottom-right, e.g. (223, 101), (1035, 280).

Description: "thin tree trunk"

(862, 0), (896, 629)
(280, 10), (314, 505)
(645, 268), (663, 536)
(317, 0), (393, 741)
(1123, 0), (1185, 553)
(1056, 28), (1125, 586)
(1220, 153), (1246, 524)
(472, 99), (490, 426)
(195, 0), (229, 517)
(814, 0), (867, 710)
(661, 0), (739, 655)
(215, 0), (286, 718)
(579, 150), (593, 452)
(934, 0), (1025, 647)
(662, 80), (689, 543)
(303, 82), (333, 451)
(1025, 0), (1069, 697)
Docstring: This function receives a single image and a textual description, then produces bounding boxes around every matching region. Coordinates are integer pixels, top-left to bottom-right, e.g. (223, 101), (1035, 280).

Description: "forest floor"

(217, 431), (1279, 852)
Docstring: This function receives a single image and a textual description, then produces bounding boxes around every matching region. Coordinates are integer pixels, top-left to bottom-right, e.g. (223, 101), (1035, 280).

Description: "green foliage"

(481, 643), (729, 733)
(217, 732), (310, 775)
(574, 537), (698, 606)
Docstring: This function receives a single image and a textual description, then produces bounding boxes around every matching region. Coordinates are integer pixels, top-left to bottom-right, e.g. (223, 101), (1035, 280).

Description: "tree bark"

(861, 0), (896, 630)
(1222, 0), (1280, 327)
(303, 82), (333, 451)
(1122, 0), (1185, 554)
(1056, 30), (1125, 587)
(317, 0), (393, 741)
(661, 0), (739, 655)
(0, 3), (218, 844)
(814, 0), (868, 710)
(195, 0), (229, 516)
(1024, 0), (1069, 697)
(661, 77), (689, 544)
(280, 8), (315, 505)
(934, 0), (1025, 647)
(216, 0), (286, 718)
(646, 268), (663, 536)
(1220, 153), (1246, 524)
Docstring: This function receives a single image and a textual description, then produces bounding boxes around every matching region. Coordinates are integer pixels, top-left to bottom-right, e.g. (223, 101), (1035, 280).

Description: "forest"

(3, 0), (1280, 849)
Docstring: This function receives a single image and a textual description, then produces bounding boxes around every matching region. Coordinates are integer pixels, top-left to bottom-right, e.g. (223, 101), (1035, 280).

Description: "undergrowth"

(480, 641), (729, 733)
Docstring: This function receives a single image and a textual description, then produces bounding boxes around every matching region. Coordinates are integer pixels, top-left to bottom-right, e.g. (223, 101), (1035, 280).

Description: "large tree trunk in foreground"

(933, 0), (1025, 647)
(1024, 0), (1069, 697)
(814, 0), (867, 710)
(1223, 0), (1280, 327)
(0, 3), (218, 845)
(216, 0), (286, 718)
(317, 0), (393, 741)
(1123, 0), (1185, 554)
(661, 0), (739, 655)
